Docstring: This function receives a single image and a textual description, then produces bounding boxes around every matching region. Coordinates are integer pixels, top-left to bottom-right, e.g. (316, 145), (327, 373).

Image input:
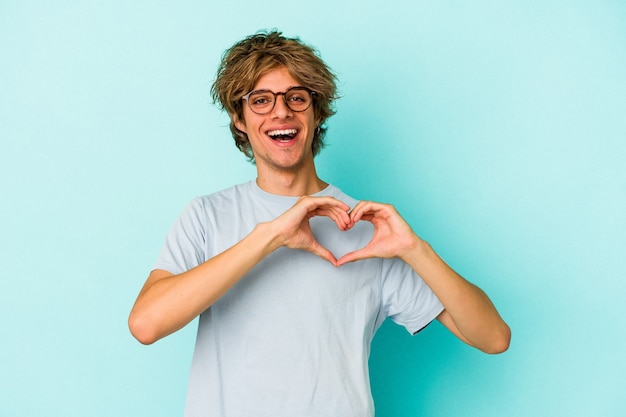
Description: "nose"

(270, 93), (293, 118)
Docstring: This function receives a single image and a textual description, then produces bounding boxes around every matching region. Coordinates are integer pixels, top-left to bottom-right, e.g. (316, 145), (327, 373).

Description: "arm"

(128, 196), (352, 345)
(336, 201), (511, 354)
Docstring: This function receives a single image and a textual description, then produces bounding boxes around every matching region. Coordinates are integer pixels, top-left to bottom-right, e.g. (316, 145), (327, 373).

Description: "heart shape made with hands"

(295, 199), (413, 267)
(309, 215), (370, 267)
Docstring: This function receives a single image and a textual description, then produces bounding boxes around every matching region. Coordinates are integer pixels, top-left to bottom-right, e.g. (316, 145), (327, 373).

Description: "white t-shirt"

(154, 180), (444, 417)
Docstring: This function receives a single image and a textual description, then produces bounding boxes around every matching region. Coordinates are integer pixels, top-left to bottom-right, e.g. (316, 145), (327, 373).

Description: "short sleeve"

(380, 257), (444, 334)
(153, 198), (208, 275)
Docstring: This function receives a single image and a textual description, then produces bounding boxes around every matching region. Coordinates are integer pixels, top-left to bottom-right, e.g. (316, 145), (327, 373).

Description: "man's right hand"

(267, 196), (352, 265)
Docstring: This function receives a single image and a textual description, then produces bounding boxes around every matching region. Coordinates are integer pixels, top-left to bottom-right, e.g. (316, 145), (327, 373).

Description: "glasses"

(241, 87), (316, 115)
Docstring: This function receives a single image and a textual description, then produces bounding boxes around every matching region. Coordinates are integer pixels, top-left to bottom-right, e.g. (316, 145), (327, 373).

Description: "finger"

(281, 197), (349, 227)
(335, 248), (373, 267)
(314, 206), (352, 229)
(349, 200), (379, 223)
(300, 198), (351, 226)
(351, 201), (399, 225)
(299, 196), (350, 212)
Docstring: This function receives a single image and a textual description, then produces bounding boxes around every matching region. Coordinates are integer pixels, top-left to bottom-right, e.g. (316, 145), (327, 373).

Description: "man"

(129, 30), (510, 416)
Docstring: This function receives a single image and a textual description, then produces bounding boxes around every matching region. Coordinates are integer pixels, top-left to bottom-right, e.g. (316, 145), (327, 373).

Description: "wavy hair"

(211, 30), (338, 160)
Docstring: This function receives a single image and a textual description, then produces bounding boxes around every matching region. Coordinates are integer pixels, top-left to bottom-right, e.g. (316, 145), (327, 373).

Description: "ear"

(232, 113), (247, 134)
(314, 118), (322, 135)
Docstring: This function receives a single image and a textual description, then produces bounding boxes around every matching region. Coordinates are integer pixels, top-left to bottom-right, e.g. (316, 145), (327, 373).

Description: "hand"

(270, 196), (352, 265)
(336, 201), (420, 266)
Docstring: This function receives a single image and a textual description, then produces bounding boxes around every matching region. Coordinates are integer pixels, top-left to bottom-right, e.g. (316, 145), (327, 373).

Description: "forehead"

(253, 66), (302, 91)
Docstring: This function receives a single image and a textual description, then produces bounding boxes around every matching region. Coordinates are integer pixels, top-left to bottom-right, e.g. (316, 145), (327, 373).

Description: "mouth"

(266, 128), (298, 143)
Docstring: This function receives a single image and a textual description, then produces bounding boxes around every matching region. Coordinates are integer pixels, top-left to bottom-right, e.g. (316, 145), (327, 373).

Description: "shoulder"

(169, 182), (255, 229)
(190, 181), (255, 209)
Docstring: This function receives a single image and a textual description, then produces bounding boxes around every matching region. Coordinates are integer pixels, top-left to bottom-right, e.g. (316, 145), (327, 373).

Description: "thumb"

(307, 242), (338, 266)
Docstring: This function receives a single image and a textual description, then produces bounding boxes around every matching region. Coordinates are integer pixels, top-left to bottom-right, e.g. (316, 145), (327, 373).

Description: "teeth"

(267, 129), (297, 137)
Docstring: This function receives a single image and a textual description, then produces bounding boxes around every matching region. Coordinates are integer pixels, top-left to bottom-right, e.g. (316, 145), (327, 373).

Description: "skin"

(128, 66), (511, 354)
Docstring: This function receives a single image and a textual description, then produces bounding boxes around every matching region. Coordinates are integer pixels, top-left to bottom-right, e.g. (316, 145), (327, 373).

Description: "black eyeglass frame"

(241, 86), (317, 115)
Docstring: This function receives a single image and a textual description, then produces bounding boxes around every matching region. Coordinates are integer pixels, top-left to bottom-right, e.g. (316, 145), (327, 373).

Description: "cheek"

(301, 111), (317, 127)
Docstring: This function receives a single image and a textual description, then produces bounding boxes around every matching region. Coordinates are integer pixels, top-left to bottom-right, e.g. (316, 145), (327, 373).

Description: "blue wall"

(1, 1), (624, 416)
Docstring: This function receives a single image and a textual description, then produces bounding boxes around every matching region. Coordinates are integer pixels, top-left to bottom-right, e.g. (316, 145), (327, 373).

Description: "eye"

(252, 98), (269, 105)
(251, 95), (272, 105)
(288, 94), (306, 103)
(286, 89), (308, 103)
(247, 92), (274, 107)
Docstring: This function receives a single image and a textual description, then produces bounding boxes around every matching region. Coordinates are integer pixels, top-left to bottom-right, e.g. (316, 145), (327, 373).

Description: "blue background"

(1, 1), (625, 416)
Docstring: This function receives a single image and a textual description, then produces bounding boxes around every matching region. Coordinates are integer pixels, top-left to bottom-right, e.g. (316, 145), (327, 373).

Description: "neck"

(255, 164), (327, 196)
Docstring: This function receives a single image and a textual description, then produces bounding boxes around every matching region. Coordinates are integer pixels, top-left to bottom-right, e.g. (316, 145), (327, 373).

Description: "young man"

(129, 30), (510, 416)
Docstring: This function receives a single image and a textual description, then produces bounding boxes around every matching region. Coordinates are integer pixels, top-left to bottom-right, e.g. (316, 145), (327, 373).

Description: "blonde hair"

(211, 30), (338, 160)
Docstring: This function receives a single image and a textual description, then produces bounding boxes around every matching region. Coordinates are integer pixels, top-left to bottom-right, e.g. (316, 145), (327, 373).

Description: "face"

(233, 66), (319, 174)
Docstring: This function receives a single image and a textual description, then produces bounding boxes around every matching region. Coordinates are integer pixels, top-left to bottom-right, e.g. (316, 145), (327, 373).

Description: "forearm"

(401, 238), (511, 353)
(129, 195), (353, 345)
(129, 222), (279, 344)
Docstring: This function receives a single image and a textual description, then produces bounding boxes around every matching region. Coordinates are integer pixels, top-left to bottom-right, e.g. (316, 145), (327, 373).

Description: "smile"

(267, 129), (298, 142)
